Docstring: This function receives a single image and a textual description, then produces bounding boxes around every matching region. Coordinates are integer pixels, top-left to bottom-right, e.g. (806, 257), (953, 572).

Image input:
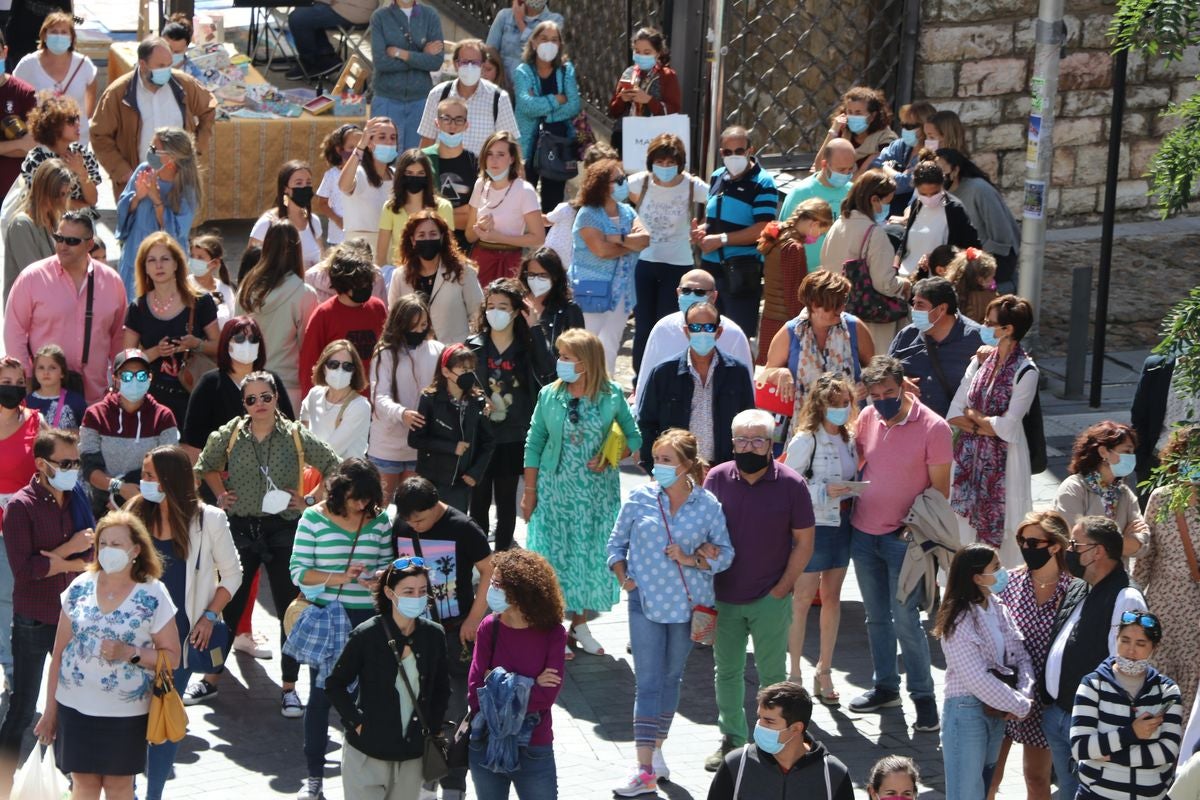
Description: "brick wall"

(915, 0), (1200, 225)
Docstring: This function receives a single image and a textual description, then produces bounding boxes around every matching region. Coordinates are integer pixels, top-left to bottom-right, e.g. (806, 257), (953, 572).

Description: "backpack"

(441, 82), (500, 123)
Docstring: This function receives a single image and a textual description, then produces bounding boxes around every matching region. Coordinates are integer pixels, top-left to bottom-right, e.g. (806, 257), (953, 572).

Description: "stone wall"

(915, 0), (1200, 225)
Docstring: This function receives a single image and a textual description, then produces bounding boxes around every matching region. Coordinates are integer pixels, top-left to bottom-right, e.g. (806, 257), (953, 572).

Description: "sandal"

(564, 643), (575, 661)
(813, 668), (840, 705)
(569, 622), (605, 655)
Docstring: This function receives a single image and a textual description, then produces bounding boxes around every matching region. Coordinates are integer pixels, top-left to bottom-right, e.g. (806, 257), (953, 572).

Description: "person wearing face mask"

(707, 681), (854, 800)
(934, 543), (1035, 800)
(300, 341), (373, 459)
(420, 98), (480, 250)
(948, 295), (1038, 567)
(298, 249), (387, 399)
(377, 147), (455, 266)
(0, 28), (40, 201)
(812, 86), (898, 178)
(187, 233), (235, 345)
(1132, 425), (1200, 727)
(637, 302), (754, 474)
(864, 755), (921, 800)
(936, 147), (1022, 293)
(466, 130), (545, 286)
(848, 355), (950, 731)
(693, 126), (779, 340)
(512, 20), (579, 213)
(819, 168), (908, 348)
(1055, 420), (1150, 557)
(1040, 515), (1146, 800)
(485, 0), (564, 85)
(607, 429), (734, 796)
(606, 27), (681, 157)
(389, 211), (485, 347)
(896, 161), (979, 278)
(1071, 610), (1184, 800)
(871, 102), (938, 215)
(249, 160), (325, 269)
(700, 409), (816, 771)
(32, 511), (179, 797)
(417, 40), (521, 159)
(337, 116), (399, 260)
(325, 558), (451, 800)
(465, 279), (554, 551)
(368, 0), (444, 150)
(0, 429), (95, 772)
(90, 36), (214, 203)
(519, 248), (584, 358)
(80, 349), (180, 519)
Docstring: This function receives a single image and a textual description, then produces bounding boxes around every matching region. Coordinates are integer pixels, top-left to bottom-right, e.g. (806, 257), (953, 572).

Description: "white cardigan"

(181, 504), (244, 668)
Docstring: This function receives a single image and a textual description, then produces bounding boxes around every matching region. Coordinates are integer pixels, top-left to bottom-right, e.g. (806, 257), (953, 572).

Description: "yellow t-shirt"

(378, 197), (456, 265)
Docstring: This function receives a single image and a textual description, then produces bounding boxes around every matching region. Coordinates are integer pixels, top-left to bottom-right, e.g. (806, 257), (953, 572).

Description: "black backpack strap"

(440, 83), (452, 102)
(492, 89), (500, 123)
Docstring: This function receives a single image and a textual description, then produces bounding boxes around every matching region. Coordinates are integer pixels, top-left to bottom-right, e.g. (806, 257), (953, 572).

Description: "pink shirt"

(851, 395), (953, 534)
(4, 256), (127, 403)
(469, 177), (540, 237)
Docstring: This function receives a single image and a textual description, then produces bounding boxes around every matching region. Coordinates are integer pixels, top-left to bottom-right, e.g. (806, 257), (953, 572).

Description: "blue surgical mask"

(825, 405), (850, 426)
(486, 167), (509, 182)
(632, 53), (657, 71)
(753, 722), (795, 755)
(139, 479), (165, 503)
(689, 331), (716, 356)
(872, 396), (902, 420)
(826, 170), (851, 188)
(612, 181), (630, 203)
(486, 584), (510, 613)
(171, 52), (185, 67)
(653, 464), (680, 489)
(979, 325), (999, 347)
(47, 464), (79, 492)
(873, 208), (890, 225)
(556, 359), (580, 383)
(149, 66), (173, 86)
(1111, 452), (1137, 478)
(901, 128), (919, 147)
(912, 307), (942, 333)
(652, 164), (678, 183)
(119, 378), (151, 403)
(846, 115), (869, 134)
(678, 291), (705, 315)
(299, 581), (326, 601)
(146, 147), (164, 170)
(394, 595), (428, 619)
(45, 34), (72, 55)
(987, 567), (1010, 595)
(437, 130), (464, 148)
(373, 144), (398, 165)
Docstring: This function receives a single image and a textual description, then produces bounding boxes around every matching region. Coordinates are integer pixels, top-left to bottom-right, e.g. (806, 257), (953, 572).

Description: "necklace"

(1033, 571), (1059, 589)
(150, 289), (179, 315)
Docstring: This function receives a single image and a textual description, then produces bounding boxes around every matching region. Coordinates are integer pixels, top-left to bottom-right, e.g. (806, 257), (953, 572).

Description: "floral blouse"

(56, 572), (176, 717)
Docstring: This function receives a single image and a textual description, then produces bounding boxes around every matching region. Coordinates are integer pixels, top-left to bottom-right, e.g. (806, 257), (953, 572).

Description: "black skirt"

(54, 703), (149, 775)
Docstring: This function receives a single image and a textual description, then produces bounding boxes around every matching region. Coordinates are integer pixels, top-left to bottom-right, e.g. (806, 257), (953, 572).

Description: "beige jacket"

(820, 209), (905, 299)
(324, 0), (378, 26)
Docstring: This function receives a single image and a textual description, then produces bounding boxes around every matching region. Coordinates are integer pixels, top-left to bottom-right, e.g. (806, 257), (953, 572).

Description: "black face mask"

(1064, 550), (1086, 579)
(0, 384), (24, 410)
(404, 329), (428, 348)
(402, 175), (427, 195)
(1020, 545), (1053, 571)
(733, 450), (770, 475)
(415, 238), (442, 261)
(455, 373), (476, 393)
(349, 286), (372, 304)
(290, 186), (314, 207)
(942, 174), (953, 190)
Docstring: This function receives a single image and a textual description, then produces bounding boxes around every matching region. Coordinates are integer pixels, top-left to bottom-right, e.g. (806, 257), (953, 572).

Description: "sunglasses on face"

(720, 147), (748, 156)
(53, 233), (88, 246)
(242, 392), (275, 407)
(1016, 535), (1051, 549)
(393, 556), (426, 570)
(687, 322), (718, 334)
(733, 436), (770, 451)
(679, 287), (710, 297)
(1120, 611), (1159, 630)
(65, 115), (80, 125)
(325, 359), (355, 373)
(231, 333), (261, 345)
(118, 370), (150, 383)
(45, 457), (81, 470)
(901, 122), (921, 130)
(568, 397), (580, 425)
(611, 175), (628, 186)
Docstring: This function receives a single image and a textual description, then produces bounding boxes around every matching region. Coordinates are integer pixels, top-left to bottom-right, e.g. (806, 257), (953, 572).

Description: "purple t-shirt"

(703, 460), (816, 604)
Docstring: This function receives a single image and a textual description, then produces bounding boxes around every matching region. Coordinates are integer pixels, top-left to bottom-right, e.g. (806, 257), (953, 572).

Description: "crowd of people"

(0, 4), (1196, 800)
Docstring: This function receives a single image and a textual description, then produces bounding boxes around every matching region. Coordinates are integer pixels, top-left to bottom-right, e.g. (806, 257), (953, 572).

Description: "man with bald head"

(633, 269), (753, 409)
(91, 35), (216, 198)
(777, 138), (856, 275)
(691, 125), (779, 339)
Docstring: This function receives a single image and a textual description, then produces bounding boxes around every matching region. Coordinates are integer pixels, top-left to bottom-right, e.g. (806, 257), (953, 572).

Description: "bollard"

(1065, 265), (1092, 399)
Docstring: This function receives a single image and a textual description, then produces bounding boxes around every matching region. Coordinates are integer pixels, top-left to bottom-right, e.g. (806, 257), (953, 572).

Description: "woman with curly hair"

(755, 196), (833, 364)
(814, 86), (898, 175)
(387, 210), (484, 346)
(467, 548), (568, 799)
(1054, 420), (1149, 557)
(19, 91), (100, 208)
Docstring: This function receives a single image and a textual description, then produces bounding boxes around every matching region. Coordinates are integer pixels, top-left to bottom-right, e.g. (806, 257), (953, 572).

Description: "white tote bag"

(11, 743), (69, 799)
(621, 114), (691, 173)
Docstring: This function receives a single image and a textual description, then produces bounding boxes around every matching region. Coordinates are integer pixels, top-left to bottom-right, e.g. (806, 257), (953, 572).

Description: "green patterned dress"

(527, 394), (622, 615)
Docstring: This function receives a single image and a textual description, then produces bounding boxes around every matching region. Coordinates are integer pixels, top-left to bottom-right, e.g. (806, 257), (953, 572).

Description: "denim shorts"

(367, 454), (418, 474)
(805, 510), (852, 573)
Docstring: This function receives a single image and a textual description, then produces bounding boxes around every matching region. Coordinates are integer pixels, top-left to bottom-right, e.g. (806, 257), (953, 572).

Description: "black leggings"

(222, 516), (301, 684)
(469, 442), (522, 550)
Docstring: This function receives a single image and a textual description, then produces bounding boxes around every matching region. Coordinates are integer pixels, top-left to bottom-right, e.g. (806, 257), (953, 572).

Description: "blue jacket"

(524, 380), (641, 474)
(470, 666), (539, 772)
(511, 61), (581, 161)
(370, 3), (444, 102)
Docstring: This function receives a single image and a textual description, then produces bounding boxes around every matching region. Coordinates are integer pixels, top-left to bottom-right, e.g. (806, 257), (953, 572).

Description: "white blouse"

(300, 386), (372, 459)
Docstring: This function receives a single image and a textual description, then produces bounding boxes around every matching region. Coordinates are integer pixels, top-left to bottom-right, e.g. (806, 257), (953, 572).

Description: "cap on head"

(113, 349), (150, 373)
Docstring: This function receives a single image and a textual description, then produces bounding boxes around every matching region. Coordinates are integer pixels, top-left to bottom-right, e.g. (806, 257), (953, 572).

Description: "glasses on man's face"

(438, 115), (467, 127)
(732, 436), (769, 452)
(568, 397), (580, 425)
(231, 333), (261, 345)
(53, 233), (86, 246)
(1120, 611), (1160, 630)
(679, 287), (709, 297)
(118, 370), (150, 383)
(687, 322), (718, 334)
(455, 59), (483, 68)
(243, 392), (275, 407)
(1067, 540), (1100, 553)
(393, 556), (426, 570)
(720, 147), (748, 156)
(1016, 534), (1051, 549)
(45, 457), (82, 470)
(325, 359), (355, 373)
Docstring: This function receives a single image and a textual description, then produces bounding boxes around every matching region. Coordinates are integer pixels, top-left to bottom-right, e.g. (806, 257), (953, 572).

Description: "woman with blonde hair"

(782, 372), (857, 700)
(523, 328), (641, 658)
(300, 339), (372, 459)
(3, 158), (71, 301)
(756, 196), (834, 363)
(123, 231), (221, 426)
(116, 126), (202, 301)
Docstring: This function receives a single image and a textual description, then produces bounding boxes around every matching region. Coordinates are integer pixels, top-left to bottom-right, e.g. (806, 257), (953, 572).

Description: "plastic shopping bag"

(11, 743), (69, 799)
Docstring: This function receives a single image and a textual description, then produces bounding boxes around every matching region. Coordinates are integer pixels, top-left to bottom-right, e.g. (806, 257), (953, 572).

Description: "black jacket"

(409, 388), (495, 486)
(533, 300), (585, 356)
(465, 331), (555, 444)
(637, 349), (755, 472)
(898, 192), (981, 262)
(325, 615), (450, 762)
(708, 738), (855, 800)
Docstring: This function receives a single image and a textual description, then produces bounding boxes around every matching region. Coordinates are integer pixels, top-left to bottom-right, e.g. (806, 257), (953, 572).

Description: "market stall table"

(108, 42), (365, 224)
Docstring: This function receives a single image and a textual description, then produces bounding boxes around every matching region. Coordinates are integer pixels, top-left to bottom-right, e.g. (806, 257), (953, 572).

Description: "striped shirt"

(290, 508), (395, 610)
(701, 159), (779, 264)
(1071, 657), (1184, 799)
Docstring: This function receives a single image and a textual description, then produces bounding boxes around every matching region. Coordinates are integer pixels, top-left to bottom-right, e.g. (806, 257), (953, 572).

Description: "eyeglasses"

(687, 322), (718, 333)
(455, 59), (483, 67)
(1067, 540), (1100, 553)
(1120, 611), (1159, 630)
(733, 436), (770, 452)
(325, 359), (355, 373)
(45, 457), (81, 470)
(52, 233), (87, 246)
(392, 556), (427, 570)
(611, 175), (628, 186)
(522, 271), (550, 280)
(720, 147), (748, 156)
(679, 287), (710, 297)
(901, 122), (921, 130)
(437, 115), (467, 126)
(118, 370), (150, 383)
(1016, 534), (1051, 549)
(568, 397), (580, 425)
(242, 392), (275, 407)
(231, 333), (261, 345)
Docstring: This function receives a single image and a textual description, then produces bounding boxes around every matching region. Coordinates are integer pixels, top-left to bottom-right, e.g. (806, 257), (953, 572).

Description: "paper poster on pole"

(1026, 115), (1041, 169)
(622, 114), (691, 173)
(1023, 180), (1046, 220)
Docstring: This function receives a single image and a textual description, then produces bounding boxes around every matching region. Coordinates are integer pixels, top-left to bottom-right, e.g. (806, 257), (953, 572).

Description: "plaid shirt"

(2, 477), (94, 625)
(942, 598), (1035, 716)
(282, 599), (351, 688)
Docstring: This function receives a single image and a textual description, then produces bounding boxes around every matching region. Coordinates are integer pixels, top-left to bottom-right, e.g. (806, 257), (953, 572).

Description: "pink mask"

(803, 233), (820, 245)
(917, 191), (944, 208)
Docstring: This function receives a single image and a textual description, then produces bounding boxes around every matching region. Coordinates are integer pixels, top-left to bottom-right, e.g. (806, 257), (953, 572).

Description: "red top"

(0, 409), (40, 495)
(298, 295), (388, 398)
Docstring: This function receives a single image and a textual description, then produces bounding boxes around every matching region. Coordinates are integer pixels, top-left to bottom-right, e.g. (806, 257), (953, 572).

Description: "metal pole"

(703, 0), (727, 179)
(1016, 0), (1066, 352)
(1065, 265), (1093, 399)
(1089, 48), (1129, 408)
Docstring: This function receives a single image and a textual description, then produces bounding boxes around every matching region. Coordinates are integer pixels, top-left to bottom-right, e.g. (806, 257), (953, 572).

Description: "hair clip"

(965, 247), (980, 261)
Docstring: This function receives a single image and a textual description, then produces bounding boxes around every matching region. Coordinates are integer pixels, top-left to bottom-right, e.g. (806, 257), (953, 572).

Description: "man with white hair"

(701, 408), (815, 771)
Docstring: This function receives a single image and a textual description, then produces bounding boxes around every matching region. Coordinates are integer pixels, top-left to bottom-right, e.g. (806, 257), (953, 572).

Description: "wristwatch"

(129, 648), (141, 665)
(304, 495), (317, 507)
(719, 233), (729, 245)
(109, 477), (122, 496)
(203, 610), (219, 623)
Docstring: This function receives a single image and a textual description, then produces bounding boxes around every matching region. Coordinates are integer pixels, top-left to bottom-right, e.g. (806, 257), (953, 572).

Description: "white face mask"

(723, 155), (749, 176)
(486, 309), (513, 330)
(457, 63), (482, 87)
(526, 275), (552, 298)
(98, 546), (132, 574)
(536, 42), (559, 62)
(188, 257), (211, 277)
(325, 366), (353, 390)
(261, 489), (291, 515)
(229, 340), (260, 364)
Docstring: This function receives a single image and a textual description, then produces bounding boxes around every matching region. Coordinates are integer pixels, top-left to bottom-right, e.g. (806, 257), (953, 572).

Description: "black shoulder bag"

(534, 68), (578, 181)
(446, 613), (498, 769)
(388, 621), (451, 782)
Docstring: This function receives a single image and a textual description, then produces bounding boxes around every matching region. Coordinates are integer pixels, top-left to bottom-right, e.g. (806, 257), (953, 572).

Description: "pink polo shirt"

(3, 255), (127, 403)
(851, 395), (953, 535)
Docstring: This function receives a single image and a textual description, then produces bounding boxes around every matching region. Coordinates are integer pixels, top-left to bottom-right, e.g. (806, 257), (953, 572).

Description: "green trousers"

(713, 593), (793, 745)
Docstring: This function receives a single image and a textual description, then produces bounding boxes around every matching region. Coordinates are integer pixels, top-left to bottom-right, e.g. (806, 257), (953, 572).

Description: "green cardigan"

(524, 380), (641, 473)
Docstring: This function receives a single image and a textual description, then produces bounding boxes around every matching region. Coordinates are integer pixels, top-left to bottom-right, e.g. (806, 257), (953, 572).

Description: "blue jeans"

(469, 743), (557, 800)
(941, 696), (1005, 800)
(0, 615), (56, 756)
(0, 545), (13, 672)
(1041, 702), (1079, 800)
(627, 590), (693, 748)
(287, 3), (348, 66)
(144, 665), (193, 800)
(371, 96), (426, 152)
(305, 607), (374, 777)
(850, 527), (934, 700)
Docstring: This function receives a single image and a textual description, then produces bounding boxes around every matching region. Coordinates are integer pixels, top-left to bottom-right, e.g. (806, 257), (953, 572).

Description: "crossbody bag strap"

(80, 268), (94, 365)
(61, 57), (87, 95)
(656, 494), (693, 605)
(334, 392), (356, 428)
(332, 513), (368, 601)
(857, 224), (874, 261)
(387, 625), (434, 736)
(1176, 509), (1200, 583)
(732, 744), (749, 800)
(924, 337), (955, 398)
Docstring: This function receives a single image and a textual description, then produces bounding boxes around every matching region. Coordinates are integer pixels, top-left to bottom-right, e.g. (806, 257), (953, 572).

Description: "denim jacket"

(470, 666), (539, 772)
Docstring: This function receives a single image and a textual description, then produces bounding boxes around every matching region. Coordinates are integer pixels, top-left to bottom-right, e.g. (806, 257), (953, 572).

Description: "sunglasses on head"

(687, 322), (718, 334)
(392, 556), (426, 570)
(231, 333), (261, 345)
(1121, 611), (1159, 630)
(118, 370), (149, 383)
(325, 359), (355, 373)
(679, 287), (709, 297)
(52, 233), (87, 246)
(243, 392), (275, 407)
